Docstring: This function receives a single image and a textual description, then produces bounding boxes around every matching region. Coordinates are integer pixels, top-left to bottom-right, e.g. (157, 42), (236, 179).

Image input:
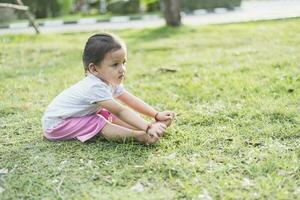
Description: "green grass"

(0, 19), (300, 199)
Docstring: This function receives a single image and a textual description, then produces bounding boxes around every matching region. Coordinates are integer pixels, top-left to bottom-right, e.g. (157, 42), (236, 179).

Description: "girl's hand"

(155, 111), (175, 127)
(147, 122), (167, 139)
(155, 111), (175, 121)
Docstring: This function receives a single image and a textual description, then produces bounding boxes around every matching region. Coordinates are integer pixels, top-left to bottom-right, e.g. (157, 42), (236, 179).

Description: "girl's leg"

(111, 117), (138, 130)
(98, 108), (138, 130)
(100, 122), (158, 145)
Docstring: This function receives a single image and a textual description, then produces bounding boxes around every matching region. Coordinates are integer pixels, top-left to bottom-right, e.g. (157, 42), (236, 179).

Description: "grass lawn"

(0, 18), (299, 199)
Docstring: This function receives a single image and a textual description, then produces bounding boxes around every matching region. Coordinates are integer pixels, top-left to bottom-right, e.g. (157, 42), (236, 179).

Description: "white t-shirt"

(41, 73), (125, 131)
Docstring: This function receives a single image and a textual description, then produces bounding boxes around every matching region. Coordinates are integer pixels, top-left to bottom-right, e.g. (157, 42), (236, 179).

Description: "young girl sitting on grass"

(41, 33), (174, 145)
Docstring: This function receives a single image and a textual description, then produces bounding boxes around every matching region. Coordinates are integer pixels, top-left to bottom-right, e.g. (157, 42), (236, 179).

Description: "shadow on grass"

(39, 136), (157, 164)
(125, 25), (196, 43)
(1, 136), (157, 178)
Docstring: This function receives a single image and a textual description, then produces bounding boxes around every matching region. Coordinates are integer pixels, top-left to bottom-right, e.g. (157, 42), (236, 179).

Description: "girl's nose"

(120, 64), (126, 74)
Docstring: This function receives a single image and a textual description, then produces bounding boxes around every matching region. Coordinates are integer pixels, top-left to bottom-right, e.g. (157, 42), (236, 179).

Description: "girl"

(42, 33), (174, 145)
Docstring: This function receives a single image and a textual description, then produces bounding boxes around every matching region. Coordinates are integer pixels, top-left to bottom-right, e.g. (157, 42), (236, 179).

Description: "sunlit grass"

(0, 18), (299, 199)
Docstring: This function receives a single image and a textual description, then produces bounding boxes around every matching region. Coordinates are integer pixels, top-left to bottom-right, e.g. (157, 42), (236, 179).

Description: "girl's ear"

(87, 63), (97, 74)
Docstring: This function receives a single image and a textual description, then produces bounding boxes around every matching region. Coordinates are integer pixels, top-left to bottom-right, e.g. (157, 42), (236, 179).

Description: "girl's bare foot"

(135, 131), (159, 145)
(156, 119), (172, 127)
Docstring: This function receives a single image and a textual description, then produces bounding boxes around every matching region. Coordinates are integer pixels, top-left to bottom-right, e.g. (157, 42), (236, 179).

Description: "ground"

(0, 18), (299, 199)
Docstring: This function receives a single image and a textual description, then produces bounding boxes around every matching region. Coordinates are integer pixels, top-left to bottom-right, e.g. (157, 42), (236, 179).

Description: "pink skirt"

(44, 109), (116, 142)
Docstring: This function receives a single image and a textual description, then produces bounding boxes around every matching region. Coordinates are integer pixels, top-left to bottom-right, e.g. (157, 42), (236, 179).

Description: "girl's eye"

(113, 63), (119, 67)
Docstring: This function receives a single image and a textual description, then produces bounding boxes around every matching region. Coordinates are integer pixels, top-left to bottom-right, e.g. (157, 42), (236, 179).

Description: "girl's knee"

(99, 122), (114, 140)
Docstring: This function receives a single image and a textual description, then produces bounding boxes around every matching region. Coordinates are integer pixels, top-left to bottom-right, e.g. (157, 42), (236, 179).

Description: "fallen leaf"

(242, 177), (254, 188)
(166, 152), (176, 159)
(60, 160), (68, 165)
(245, 141), (263, 147)
(157, 67), (178, 73)
(9, 165), (17, 173)
(294, 187), (300, 195)
(193, 177), (201, 184)
(20, 103), (32, 110)
(86, 160), (93, 167)
(0, 168), (8, 174)
(0, 186), (5, 193)
(103, 176), (113, 184)
(52, 179), (59, 184)
(250, 192), (259, 199)
(131, 182), (144, 193)
(134, 165), (143, 168)
(198, 188), (212, 200)
(277, 170), (286, 176)
(104, 161), (113, 166)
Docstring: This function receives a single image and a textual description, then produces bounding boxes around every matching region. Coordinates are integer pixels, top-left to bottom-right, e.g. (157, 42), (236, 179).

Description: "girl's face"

(93, 48), (127, 85)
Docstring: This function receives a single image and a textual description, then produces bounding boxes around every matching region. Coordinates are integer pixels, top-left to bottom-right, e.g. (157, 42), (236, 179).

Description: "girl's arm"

(97, 99), (165, 137)
(116, 91), (158, 118)
(117, 91), (174, 123)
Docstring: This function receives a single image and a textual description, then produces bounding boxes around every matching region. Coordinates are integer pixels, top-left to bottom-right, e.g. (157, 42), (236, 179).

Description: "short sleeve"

(113, 84), (126, 97)
(86, 84), (113, 104)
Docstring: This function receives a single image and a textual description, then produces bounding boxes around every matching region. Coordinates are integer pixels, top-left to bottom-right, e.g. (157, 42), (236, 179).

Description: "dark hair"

(82, 33), (125, 72)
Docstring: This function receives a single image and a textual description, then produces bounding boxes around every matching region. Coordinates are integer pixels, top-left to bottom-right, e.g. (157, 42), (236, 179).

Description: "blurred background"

(0, 0), (242, 22)
(1, 0), (300, 33)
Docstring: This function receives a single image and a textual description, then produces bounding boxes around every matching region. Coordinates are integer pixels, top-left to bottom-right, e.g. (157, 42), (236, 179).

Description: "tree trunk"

(0, 3), (28, 11)
(162, 0), (181, 27)
(16, 0), (40, 34)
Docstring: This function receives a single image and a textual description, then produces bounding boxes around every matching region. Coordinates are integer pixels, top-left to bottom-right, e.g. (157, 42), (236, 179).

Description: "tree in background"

(0, 0), (74, 18)
(0, 0), (39, 33)
(0, 0), (240, 26)
(162, 0), (181, 26)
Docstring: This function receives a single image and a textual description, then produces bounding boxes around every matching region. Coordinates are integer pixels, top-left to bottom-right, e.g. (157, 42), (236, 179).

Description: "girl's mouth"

(119, 74), (125, 79)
